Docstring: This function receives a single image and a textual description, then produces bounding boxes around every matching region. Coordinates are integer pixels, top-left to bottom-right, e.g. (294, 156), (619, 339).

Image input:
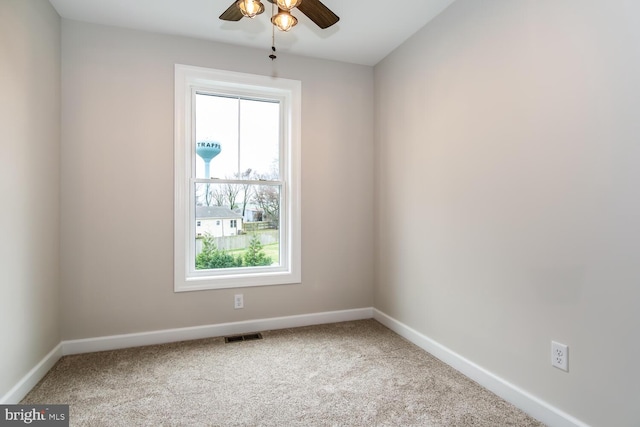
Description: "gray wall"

(0, 0), (61, 399)
(374, 1), (640, 425)
(60, 20), (374, 339)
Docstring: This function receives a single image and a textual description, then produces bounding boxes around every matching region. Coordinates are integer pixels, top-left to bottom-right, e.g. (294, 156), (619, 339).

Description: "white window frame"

(174, 64), (301, 292)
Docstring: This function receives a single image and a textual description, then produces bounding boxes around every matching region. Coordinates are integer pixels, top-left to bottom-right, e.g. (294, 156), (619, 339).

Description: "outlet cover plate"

(551, 341), (568, 372)
(234, 294), (244, 309)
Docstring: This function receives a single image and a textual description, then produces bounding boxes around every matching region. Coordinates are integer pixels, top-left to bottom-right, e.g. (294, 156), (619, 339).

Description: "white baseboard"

(373, 309), (589, 427)
(4, 306), (586, 427)
(2, 308), (372, 403)
(62, 307), (374, 355)
(0, 343), (63, 404)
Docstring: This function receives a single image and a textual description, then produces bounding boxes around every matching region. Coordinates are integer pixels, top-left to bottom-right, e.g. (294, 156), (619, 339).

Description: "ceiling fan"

(220, 0), (339, 32)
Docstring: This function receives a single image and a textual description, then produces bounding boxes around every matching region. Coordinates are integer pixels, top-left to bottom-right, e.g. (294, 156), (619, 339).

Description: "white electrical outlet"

(234, 294), (244, 309)
(551, 341), (568, 371)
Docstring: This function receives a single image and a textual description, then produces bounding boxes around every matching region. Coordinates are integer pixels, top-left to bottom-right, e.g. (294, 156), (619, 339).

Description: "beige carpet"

(22, 320), (545, 426)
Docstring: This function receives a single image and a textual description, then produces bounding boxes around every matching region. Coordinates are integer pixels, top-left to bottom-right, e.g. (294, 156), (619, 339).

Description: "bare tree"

(196, 184), (213, 206)
(252, 167), (280, 227)
(211, 187), (226, 206)
(224, 184), (240, 210)
(253, 184), (279, 227)
(238, 169), (253, 217)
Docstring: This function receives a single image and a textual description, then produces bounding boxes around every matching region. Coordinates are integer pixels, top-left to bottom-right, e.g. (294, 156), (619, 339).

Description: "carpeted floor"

(22, 319), (545, 426)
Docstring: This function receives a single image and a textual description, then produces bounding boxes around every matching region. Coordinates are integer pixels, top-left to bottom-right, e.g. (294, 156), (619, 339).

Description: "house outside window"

(174, 65), (301, 291)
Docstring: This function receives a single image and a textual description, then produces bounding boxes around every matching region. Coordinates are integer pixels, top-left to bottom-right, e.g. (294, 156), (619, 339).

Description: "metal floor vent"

(224, 332), (263, 343)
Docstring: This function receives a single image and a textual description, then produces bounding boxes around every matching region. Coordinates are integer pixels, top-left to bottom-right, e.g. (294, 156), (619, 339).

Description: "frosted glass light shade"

(271, 10), (298, 31)
(238, 0), (265, 18)
(275, 0), (302, 11)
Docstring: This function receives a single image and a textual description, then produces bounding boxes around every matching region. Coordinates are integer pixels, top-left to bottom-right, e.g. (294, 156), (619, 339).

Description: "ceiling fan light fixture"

(271, 9), (298, 31)
(275, 0), (302, 12)
(238, 0), (265, 18)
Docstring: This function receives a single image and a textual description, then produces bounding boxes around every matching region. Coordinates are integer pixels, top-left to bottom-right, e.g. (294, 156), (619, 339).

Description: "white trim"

(62, 308), (373, 356)
(174, 64), (302, 292)
(373, 309), (590, 427)
(3, 309), (371, 402)
(0, 343), (63, 404)
(3, 307), (588, 427)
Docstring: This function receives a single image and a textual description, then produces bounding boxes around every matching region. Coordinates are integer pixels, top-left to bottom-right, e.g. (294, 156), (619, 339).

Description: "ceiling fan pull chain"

(269, 2), (277, 60)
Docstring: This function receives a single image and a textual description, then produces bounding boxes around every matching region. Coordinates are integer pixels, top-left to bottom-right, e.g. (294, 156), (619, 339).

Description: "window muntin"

(174, 65), (301, 291)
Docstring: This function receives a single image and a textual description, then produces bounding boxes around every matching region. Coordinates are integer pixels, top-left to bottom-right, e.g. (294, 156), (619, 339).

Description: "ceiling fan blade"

(220, 1), (244, 21)
(297, 0), (339, 29)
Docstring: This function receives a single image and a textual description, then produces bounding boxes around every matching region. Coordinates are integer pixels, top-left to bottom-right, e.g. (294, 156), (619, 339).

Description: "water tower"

(196, 141), (221, 178)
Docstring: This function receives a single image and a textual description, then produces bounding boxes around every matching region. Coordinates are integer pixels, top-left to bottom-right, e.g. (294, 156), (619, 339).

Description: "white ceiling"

(49, 0), (456, 66)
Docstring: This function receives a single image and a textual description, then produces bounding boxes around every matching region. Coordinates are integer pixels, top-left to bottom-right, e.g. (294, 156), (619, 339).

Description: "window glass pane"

(195, 93), (238, 179)
(194, 183), (280, 270)
(195, 95), (280, 181)
(239, 99), (280, 179)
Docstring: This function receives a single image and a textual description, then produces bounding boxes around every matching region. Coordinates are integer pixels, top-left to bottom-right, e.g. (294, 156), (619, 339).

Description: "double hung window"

(174, 65), (301, 291)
